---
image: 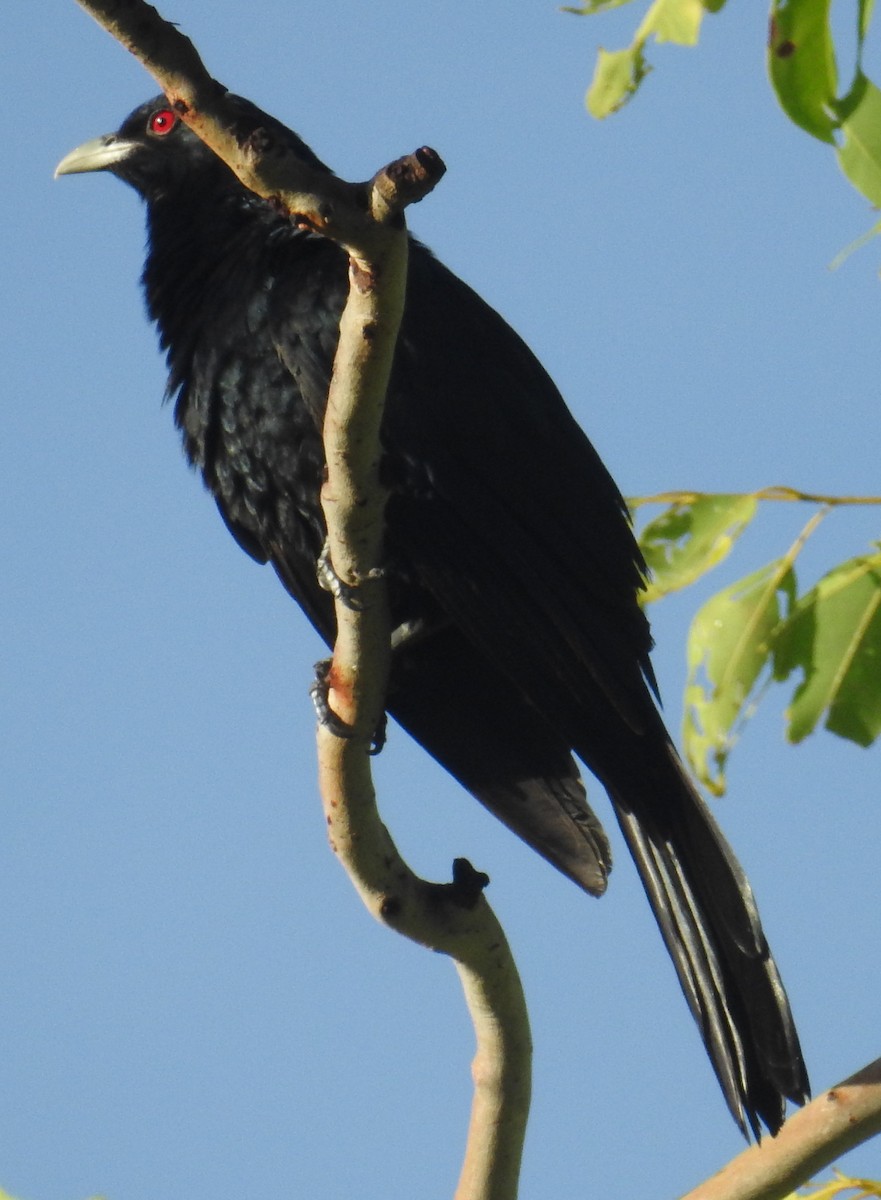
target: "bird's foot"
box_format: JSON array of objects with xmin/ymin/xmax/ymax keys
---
[
  {"xmin": 316, "ymin": 539, "xmax": 384, "ymax": 611},
  {"xmin": 369, "ymin": 711, "xmax": 388, "ymax": 756},
  {"xmin": 309, "ymin": 659, "xmax": 353, "ymax": 740},
  {"xmin": 310, "ymin": 659, "xmax": 387, "ymax": 755}
]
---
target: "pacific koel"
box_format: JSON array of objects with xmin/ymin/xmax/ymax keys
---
[{"xmin": 57, "ymin": 94, "xmax": 809, "ymax": 1137}]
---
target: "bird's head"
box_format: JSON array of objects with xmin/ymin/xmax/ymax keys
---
[
  {"xmin": 55, "ymin": 95, "xmax": 330, "ymax": 203},
  {"xmin": 55, "ymin": 97, "xmax": 229, "ymax": 201}
]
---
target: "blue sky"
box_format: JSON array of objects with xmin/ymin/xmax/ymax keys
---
[{"xmin": 4, "ymin": 3, "xmax": 881, "ymax": 1197}]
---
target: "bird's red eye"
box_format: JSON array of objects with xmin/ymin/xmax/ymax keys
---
[{"xmin": 148, "ymin": 108, "xmax": 177, "ymax": 136}]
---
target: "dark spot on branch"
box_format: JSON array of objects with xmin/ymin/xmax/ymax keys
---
[
  {"xmin": 172, "ymin": 98, "xmax": 190, "ymax": 116},
  {"xmin": 422, "ymin": 861, "xmax": 488, "ymax": 913},
  {"xmin": 380, "ymin": 895, "xmax": 402, "ymax": 919},
  {"xmin": 451, "ymin": 858, "xmax": 490, "ymax": 908},
  {"xmin": 350, "ymin": 260, "xmax": 376, "ymax": 293},
  {"xmin": 776, "ymin": 40, "xmax": 796, "ymax": 58}
]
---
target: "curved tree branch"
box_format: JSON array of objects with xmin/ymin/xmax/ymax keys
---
[
  {"xmin": 72, "ymin": 2, "xmax": 533, "ymax": 1195},
  {"xmin": 309, "ymin": 99, "xmax": 533, "ymax": 1200}
]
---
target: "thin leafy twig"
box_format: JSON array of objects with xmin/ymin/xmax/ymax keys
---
[{"xmin": 629, "ymin": 486, "xmax": 881, "ymax": 510}]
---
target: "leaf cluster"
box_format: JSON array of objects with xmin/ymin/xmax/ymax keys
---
[
  {"xmin": 572, "ymin": 0, "xmax": 881, "ymax": 245},
  {"xmin": 631, "ymin": 489, "xmax": 881, "ymax": 794}
]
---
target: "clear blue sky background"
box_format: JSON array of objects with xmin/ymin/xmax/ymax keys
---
[{"xmin": 4, "ymin": 3, "xmax": 880, "ymax": 1197}]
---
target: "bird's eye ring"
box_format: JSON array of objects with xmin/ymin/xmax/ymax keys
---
[{"xmin": 148, "ymin": 108, "xmax": 177, "ymax": 136}]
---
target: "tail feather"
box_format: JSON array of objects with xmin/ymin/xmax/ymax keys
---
[
  {"xmin": 384, "ymin": 624, "xmax": 807, "ymax": 1136},
  {"xmin": 609, "ymin": 743, "xmax": 809, "ymax": 1136},
  {"xmin": 386, "ymin": 625, "xmax": 614, "ymax": 895}
]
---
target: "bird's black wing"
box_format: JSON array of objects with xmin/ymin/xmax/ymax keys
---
[{"xmin": 383, "ymin": 245, "xmax": 658, "ymax": 739}]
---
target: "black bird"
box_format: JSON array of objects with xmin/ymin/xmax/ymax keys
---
[{"xmin": 56, "ymin": 95, "xmax": 809, "ymax": 1136}]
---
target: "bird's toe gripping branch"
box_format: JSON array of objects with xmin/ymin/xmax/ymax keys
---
[
  {"xmin": 316, "ymin": 537, "xmax": 385, "ymax": 612},
  {"xmin": 310, "ymin": 659, "xmax": 388, "ymax": 754}
]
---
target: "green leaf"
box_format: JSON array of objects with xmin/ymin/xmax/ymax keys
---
[
  {"xmin": 768, "ymin": 0, "xmax": 838, "ymax": 143},
  {"xmin": 636, "ymin": 494, "xmax": 757, "ymax": 603},
  {"xmin": 859, "ymin": 0, "xmax": 877, "ymax": 47},
  {"xmin": 774, "ymin": 549, "xmax": 881, "ymax": 746},
  {"xmin": 836, "ymin": 75, "xmax": 881, "ymax": 207},
  {"xmin": 585, "ymin": 0, "xmax": 709, "ymax": 117},
  {"xmin": 683, "ymin": 560, "xmax": 795, "ymax": 794},
  {"xmin": 587, "ymin": 45, "xmax": 649, "ymax": 117},
  {"xmin": 636, "ymin": 0, "xmax": 705, "ymax": 46}
]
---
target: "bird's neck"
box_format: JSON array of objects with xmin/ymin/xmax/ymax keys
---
[{"xmin": 142, "ymin": 188, "xmax": 290, "ymax": 356}]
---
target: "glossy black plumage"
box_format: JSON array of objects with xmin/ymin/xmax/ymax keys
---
[{"xmin": 57, "ymin": 95, "xmax": 809, "ymax": 1136}]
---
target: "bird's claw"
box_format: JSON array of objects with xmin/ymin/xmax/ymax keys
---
[
  {"xmin": 310, "ymin": 659, "xmax": 387, "ymax": 754},
  {"xmin": 368, "ymin": 712, "xmax": 388, "ymax": 756},
  {"xmin": 316, "ymin": 540, "xmax": 384, "ymax": 611},
  {"xmin": 309, "ymin": 659, "xmax": 354, "ymax": 740}
]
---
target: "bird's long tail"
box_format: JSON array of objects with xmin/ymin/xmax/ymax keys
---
[
  {"xmin": 386, "ymin": 623, "xmax": 808, "ymax": 1135},
  {"xmin": 607, "ymin": 739, "xmax": 809, "ymax": 1137}
]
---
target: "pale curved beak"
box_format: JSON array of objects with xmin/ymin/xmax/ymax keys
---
[{"xmin": 55, "ymin": 134, "xmax": 138, "ymax": 178}]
